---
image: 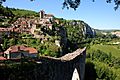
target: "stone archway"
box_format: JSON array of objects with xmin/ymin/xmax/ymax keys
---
[{"xmin": 72, "ymin": 68, "xmax": 80, "ymax": 80}]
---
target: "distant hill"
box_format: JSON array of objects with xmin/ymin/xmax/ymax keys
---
[
  {"xmin": 10, "ymin": 8, "xmax": 39, "ymax": 17},
  {"xmin": 95, "ymin": 29, "xmax": 120, "ymax": 33},
  {"xmin": 87, "ymin": 44, "xmax": 120, "ymax": 58},
  {"xmin": 0, "ymin": 5, "xmax": 14, "ymax": 17},
  {"xmin": 0, "ymin": 5, "xmax": 39, "ymax": 18}
]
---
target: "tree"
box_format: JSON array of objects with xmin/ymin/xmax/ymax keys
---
[
  {"xmin": 1, "ymin": 33, "xmax": 9, "ymax": 50},
  {"xmin": 0, "ymin": 5, "xmax": 14, "ymax": 18},
  {"xmin": 0, "ymin": 0, "xmax": 120, "ymax": 10}
]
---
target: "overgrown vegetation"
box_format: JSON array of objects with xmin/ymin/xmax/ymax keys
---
[
  {"xmin": 0, "ymin": 5, "xmax": 120, "ymax": 80},
  {"xmin": 86, "ymin": 49, "xmax": 120, "ymax": 80},
  {"xmin": 85, "ymin": 30, "xmax": 120, "ymax": 80},
  {"xmin": 10, "ymin": 8, "xmax": 39, "ymax": 17}
]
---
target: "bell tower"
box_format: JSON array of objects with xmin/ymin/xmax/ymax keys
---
[{"xmin": 39, "ymin": 10, "xmax": 45, "ymax": 19}]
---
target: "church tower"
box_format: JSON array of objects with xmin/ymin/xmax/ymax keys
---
[{"xmin": 39, "ymin": 10, "xmax": 45, "ymax": 19}]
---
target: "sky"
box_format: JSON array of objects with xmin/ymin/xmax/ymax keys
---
[{"xmin": 2, "ymin": 0, "xmax": 120, "ymax": 30}]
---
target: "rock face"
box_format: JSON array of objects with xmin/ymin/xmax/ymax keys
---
[
  {"xmin": 82, "ymin": 23, "xmax": 96, "ymax": 38},
  {"xmin": 54, "ymin": 20, "xmax": 96, "ymax": 55},
  {"xmin": 0, "ymin": 48, "xmax": 86, "ymax": 80},
  {"xmin": 68, "ymin": 20, "xmax": 96, "ymax": 38}
]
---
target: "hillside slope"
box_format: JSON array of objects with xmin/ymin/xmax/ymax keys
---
[{"xmin": 87, "ymin": 44, "xmax": 120, "ymax": 58}]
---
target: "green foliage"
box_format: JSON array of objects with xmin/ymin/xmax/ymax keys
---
[
  {"xmin": 0, "ymin": 61, "xmax": 38, "ymax": 80},
  {"xmin": 94, "ymin": 61, "xmax": 117, "ymax": 80},
  {"xmin": 86, "ymin": 59, "xmax": 119, "ymax": 80},
  {"xmin": 88, "ymin": 44, "xmax": 120, "ymax": 58},
  {"xmin": 1, "ymin": 33, "xmax": 9, "ymax": 50},
  {"xmin": 1, "ymin": 32, "xmax": 61, "ymax": 57},
  {"xmin": 62, "ymin": 20, "xmax": 94, "ymax": 52},
  {"xmin": 0, "ymin": 5, "xmax": 38, "ymax": 26},
  {"xmin": 86, "ymin": 48, "xmax": 120, "ymax": 80},
  {"xmin": 11, "ymin": 8, "xmax": 39, "ymax": 17},
  {"xmin": 39, "ymin": 42, "xmax": 60, "ymax": 57},
  {"xmin": 85, "ymin": 60, "xmax": 97, "ymax": 80},
  {"xmin": 0, "ymin": 5, "xmax": 14, "ymax": 17}
]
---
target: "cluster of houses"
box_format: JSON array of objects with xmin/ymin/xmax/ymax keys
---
[
  {"xmin": 0, "ymin": 10, "xmax": 60, "ymax": 60},
  {"xmin": 101, "ymin": 31, "xmax": 120, "ymax": 38},
  {"xmin": 0, "ymin": 45, "xmax": 38, "ymax": 60},
  {"xmin": 111, "ymin": 31, "xmax": 120, "ymax": 37},
  {"xmin": 0, "ymin": 10, "xmax": 59, "ymax": 38}
]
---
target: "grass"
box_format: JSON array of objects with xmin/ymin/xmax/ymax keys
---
[
  {"xmin": 12, "ymin": 9, "xmax": 39, "ymax": 17},
  {"xmin": 87, "ymin": 44, "xmax": 120, "ymax": 58}
]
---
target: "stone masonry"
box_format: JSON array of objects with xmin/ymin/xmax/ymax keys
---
[{"xmin": 0, "ymin": 47, "xmax": 86, "ymax": 80}]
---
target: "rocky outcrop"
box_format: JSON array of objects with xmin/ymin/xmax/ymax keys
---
[
  {"xmin": 82, "ymin": 23, "xmax": 96, "ymax": 38},
  {"xmin": 66, "ymin": 20, "xmax": 96, "ymax": 38}
]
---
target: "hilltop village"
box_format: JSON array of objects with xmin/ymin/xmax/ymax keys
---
[
  {"xmin": 0, "ymin": 10, "xmax": 59, "ymax": 60},
  {"xmin": 0, "ymin": 8, "xmax": 89, "ymax": 80},
  {"xmin": 0, "ymin": 10, "xmax": 96, "ymax": 60},
  {"xmin": 0, "ymin": 10, "xmax": 88, "ymax": 80},
  {"xmin": 0, "ymin": 10, "xmax": 58, "ymax": 38}
]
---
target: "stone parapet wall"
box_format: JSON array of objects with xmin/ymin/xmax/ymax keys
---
[
  {"xmin": 0, "ymin": 47, "xmax": 86, "ymax": 80},
  {"xmin": 36, "ymin": 47, "xmax": 86, "ymax": 80}
]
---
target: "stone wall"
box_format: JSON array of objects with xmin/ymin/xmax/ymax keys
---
[{"xmin": 0, "ymin": 47, "xmax": 86, "ymax": 80}]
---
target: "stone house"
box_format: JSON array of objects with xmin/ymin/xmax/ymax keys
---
[
  {"xmin": 4, "ymin": 45, "xmax": 38, "ymax": 59},
  {"xmin": 0, "ymin": 27, "xmax": 14, "ymax": 37},
  {"xmin": 39, "ymin": 10, "xmax": 54, "ymax": 20},
  {"xmin": 24, "ymin": 47, "xmax": 38, "ymax": 58}
]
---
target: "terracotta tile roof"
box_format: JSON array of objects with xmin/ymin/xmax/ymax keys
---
[
  {"xmin": 45, "ymin": 14, "xmax": 54, "ymax": 17},
  {"xmin": 0, "ymin": 28, "xmax": 13, "ymax": 32},
  {"xmin": 5, "ymin": 45, "xmax": 38, "ymax": 54},
  {"xmin": 24, "ymin": 47, "xmax": 38, "ymax": 54},
  {"xmin": 0, "ymin": 56, "xmax": 6, "ymax": 60},
  {"xmin": 9, "ymin": 45, "xmax": 26, "ymax": 53}
]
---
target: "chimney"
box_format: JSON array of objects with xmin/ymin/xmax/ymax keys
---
[{"xmin": 18, "ymin": 46, "xmax": 20, "ymax": 51}]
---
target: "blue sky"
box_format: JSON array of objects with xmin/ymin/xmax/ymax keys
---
[{"xmin": 2, "ymin": 0, "xmax": 120, "ymax": 30}]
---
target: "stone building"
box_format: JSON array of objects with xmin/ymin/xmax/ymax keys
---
[
  {"xmin": 39, "ymin": 10, "xmax": 54, "ymax": 20},
  {"xmin": 4, "ymin": 45, "xmax": 38, "ymax": 59},
  {"xmin": 39, "ymin": 10, "xmax": 45, "ymax": 19}
]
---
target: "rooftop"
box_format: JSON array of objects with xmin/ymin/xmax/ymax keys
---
[{"xmin": 5, "ymin": 45, "xmax": 38, "ymax": 54}]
